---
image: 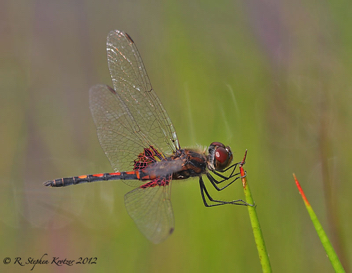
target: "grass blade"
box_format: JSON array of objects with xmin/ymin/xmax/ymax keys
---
[{"xmin": 293, "ymin": 174, "xmax": 345, "ymax": 272}]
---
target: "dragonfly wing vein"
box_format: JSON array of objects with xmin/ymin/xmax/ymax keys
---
[{"xmin": 124, "ymin": 176, "xmax": 174, "ymax": 244}]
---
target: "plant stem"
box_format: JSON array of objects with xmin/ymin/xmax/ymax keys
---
[{"xmin": 240, "ymin": 151, "xmax": 272, "ymax": 273}]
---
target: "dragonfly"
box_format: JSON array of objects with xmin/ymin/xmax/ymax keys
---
[{"xmin": 44, "ymin": 30, "xmax": 251, "ymax": 244}]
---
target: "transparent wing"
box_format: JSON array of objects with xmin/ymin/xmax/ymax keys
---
[
  {"xmin": 90, "ymin": 84, "xmax": 145, "ymax": 172},
  {"xmin": 124, "ymin": 177, "xmax": 174, "ymax": 244},
  {"xmin": 89, "ymin": 30, "xmax": 180, "ymax": 172}
]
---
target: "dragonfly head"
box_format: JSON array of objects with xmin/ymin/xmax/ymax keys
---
[{"xmin": 208, "ymin": 142, "xmax": 233, "ymax": 171}]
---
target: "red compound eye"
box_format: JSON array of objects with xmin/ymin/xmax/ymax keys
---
[
  {"xmin": 215, "ymin": 147, "xmax": 228, "ymax": 164},
  {"xmin": 209, "ymin": 142, "xmax": 233, "ymax": 170}
]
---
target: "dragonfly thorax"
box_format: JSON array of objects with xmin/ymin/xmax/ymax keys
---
[{"xmin": 171, "ymin": 149, "xmax": 207, "ymax": 180}]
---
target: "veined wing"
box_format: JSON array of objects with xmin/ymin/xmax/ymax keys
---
[
  {"xmin": 124, "ymin": 175, "xmax": 174, "ymax": 244},
  {"xmin": 89, "ymin": 30, "xmax": 180, "ymax": 173}
]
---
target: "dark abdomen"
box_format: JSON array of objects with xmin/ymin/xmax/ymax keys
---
[{"xmin": 44, "ymin": 171, "xmax": 140, "ymax": 187}]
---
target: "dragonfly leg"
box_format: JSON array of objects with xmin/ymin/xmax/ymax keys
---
[
  {"xmin": 199, "ymin": 176, "xmax": 252, "ymax": 207},
  {"xmin": 206, "ymin": 173, "xmax": 240, "ymax": 191},
  {"xmin": 221, "ymin": 162, "xmax": 240, "ymax": 172},
  {"xmin": 209, "ymin": 162, "xmax": 240, "ymax": 183}
]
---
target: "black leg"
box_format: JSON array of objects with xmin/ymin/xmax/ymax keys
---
[
  {"xmin": 219, "ymin": 161, "xmax": 241, "ymax": 172},
  {"xmin": 206, "ymin": 159, "xmax": 243, "ymax": 188},
  {"xmin": 199, "ymin": 176, "xmax": 253, "ymax": 207},
  {"xmin": 206, "ymin": 173, "xmax": 240, "ymax": 191},
  {"xmin": 210, "ymin": 162, "xmax": 240, "ymax": 182},
  {"xmin": 208, "ymin": 170, "xmax": 241, "ymax": 184}
]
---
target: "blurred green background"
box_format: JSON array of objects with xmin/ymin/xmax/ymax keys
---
[{"xmin": 1, "ymin": 0, "xmax": 351, "ymax": 272}]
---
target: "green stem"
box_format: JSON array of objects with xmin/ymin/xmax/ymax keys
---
[{"xmin": 240, "ymin": 151, "xmax": 272, "ymax": 273}]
